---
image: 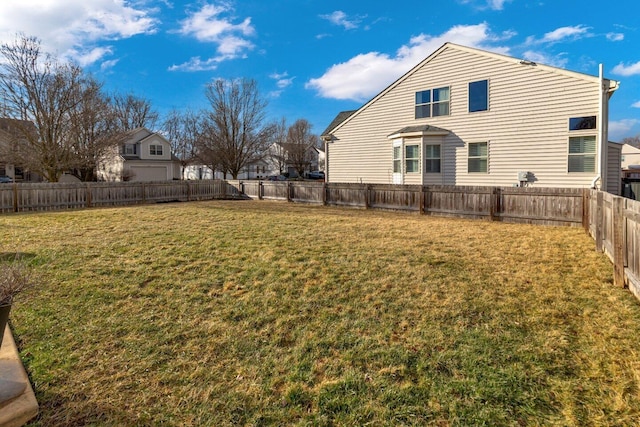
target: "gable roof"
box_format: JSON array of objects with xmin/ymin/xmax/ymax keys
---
[
  {"xmin": 321, "ymin": 110, "xmax": 357, "ymax": 138},
  {"xmin": 388, "ymin": 125, "xmax": 450, "ymax": 139},
  {"xmin": 324, "ymin": 42, "xmax": 620, "ymax": 137}
]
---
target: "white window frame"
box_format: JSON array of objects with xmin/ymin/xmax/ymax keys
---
[
  {"xmin": 415, "ymin": 87, "xmax": 450, "ymax": 119},
  {"xmin": 424, "ymin": 144, "xmax": 441, "ymax": 173},
  {"xmin": 123, "ymin": 144, "xmax": 137, "ymax": 155},
  {"xmin": 468, "ymin": 142, "xmax": 488, "ymax": 173},
  {"xmin": 568, "ymin": 135, "xmax": 596, "ymax": 173},
  {"xmin": 393, "ymin": 145, "xmax": 402, "ymax": 174},
  {"xmin": 150, "ymin": 144, "xmax": 163, "ymax": 156},
  {"xmin": 405, "ymin": 144, "xmax": 420, "ymax": 173}
]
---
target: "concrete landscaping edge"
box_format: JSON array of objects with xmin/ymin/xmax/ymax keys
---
[{"xmin": 0, "ymin": 327, "xmax": 38, "ymax": 427}]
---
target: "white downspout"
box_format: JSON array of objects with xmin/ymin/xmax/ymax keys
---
[{"xmin": 596, "ymin": 63, "xmax": 605, "ymax": 190}]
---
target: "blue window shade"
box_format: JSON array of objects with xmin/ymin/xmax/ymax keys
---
[
  {"xmin": 469, "ymin": 80, "xmax": 488, "ymax": 112},
  {"xmin": 416, "ymin": 90, "xmax": 430, "ymax": 104}
]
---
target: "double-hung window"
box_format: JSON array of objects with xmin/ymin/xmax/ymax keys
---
[
  {"xmin": 393, "ymin": 146, "xmax": 402, "ymax": 173},
  {"xmin": 568, "ymin": 136, "xmax": 596, "ymax": 173},
  {"xmin": 469, "ymin": 79, "xmax": 489, "ymax": 112},
  {"xmin": 150, "ymin": 144, "xmax": 163, "ymax": 156},
  {"xmin": 123, "ymin": 144, "xmax": 137, "ymax": 155},
  {"xmin": 468, "ymin": 142, "xmax": 488, "ymax": 173},
  {"xmin": 425, "ymin": 144, "xmax": 441, "ymax": 173},
  {"xmin": 415, "ymin": 87, "xmax": 450, "ymax": 119},
  {"xmin": 405, "ymin": 144, "xmax": 420, "ymax": 173}
]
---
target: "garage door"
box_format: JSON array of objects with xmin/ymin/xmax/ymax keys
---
[{"xmin": 130, "ymin": 166, "xmax": 167, "ymax": 182}]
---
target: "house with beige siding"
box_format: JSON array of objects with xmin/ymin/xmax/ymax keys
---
[
  {"xmin": 97, "ymin": 128, "xmax": 180, "ymax": 182},
  {"xmin": 321, "ymin": 43, "xmax": 620, "ymax": 194}
]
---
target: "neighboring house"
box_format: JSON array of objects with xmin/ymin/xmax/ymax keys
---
[
  {"xmin": 263, "ymin": 142, "xmax": 320, "ymax": 177},
  {"xmin": 321, "ymin": 42, "xmax": 620, "ymax": 194},
  {"xmin": 97, "ymin": 127, "xmax": 180, "ymax": 182},
  {"xmin": 314, "ymin": 145, "xmax": 326, "ymax": 172},
  {"xmin": 622, "ymin": 143, "xmax": 640, "ymax": 174},
  {"xmin": 183, "ymin": 161, "xmax": 269, "ymax": 180},
  {"xmin": 0, "ymin": 118, "xmax": 42, "ymax": 182}
]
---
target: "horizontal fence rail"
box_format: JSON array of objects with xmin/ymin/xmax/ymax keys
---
[
  {"xmin": 227, "ymin": 181, "xmax": 586, "ymax": 226},
  {"xmin": 3, "ymin": 178, "xmax": 640, "ymax": 304},
  {"xmin": 587, "ymin": 189, "xmax": 640, "ymax": 301},
  {"xmin": 0, "ymin": 180, "xmax": 243, "ymax": 213}
]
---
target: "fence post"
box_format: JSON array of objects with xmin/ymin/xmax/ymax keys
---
[
  {"xmin": 490, "ymin": 187, "xmax": 501, "ymax": 221},
  {"xmin": 365, "ymin": 184, "xmax": 371, "ymax": 209},
  {"xmin": 613, "ymin": 196, "xmax": 626, "ymax": 288},
  {"xmin": 582, "ymin": 188, "xmax": 590, "ymax": 234},
  {"xmin": 12, "ymin": 182, "xmax": 18, "ymax": 213},
  {"xmin": 86, "ymin": 183, "xmax": 92, "ymax": 208},
  {"xmin": 595, "ymin": 191, "xmax": 604, "ymax": 252},
  {"xmin": 258, "ymin": 181, "xmax": 263, "ymax": 200},
  {"xmin": 322, "ymin": 182, "xmax": 327, "ymax": 206},
  {"xmin": 287, "ymin": 182, "xmax": 292, "ymax": 202},
  {"xmin": 419, "ymin": 186, "xmax": 425, "ymax": 215}
]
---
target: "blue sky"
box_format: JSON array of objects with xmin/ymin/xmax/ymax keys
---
[{"xmin": 1, "ymin": 0, "xmax": 640, "ymax": 140}]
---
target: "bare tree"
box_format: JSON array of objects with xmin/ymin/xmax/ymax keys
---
[
  {"xmin": 201, "ymin": 78, "xmax": 272, "ymax": 179},
  {"xmin": 268, "ymin": 117, "xmax": 288, "ymax": 175},
  {"xmin": 286, "ymin": 119, "xmax": 319, "ymax": 177},
  {"xmin": 622, "ymin": 135, "xmax": 640, "ymax": 148},
  {"xmin": 0, "ymin": 35, "xmax": 86, "ymax": 181},
  {"xmin": 68, "ymin": 77, "xmax": 124, "ymax": 181},
  {"xmin": 163, "ymin": 109, "xmax": 201, "ymax": 179},
  {"xmin": 111, "ymin": 93, "xmax": 159, "ymax": 131}
]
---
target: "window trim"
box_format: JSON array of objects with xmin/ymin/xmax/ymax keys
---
[
  {"xmin": 468, "ymin": 142, "xmax": 488, "ymax": 173},
  {"xmin": 405, "ymin": 144, "xmax": 420, "ymax": 173},
  {"xmin": 424, "ymin": 144, "xmax": 441, "ymax": 174},
  {"xmin": 468, "ymin": 79, "xmax": 489, "ymax": 113},
  {"xmin": 150, "ymin": 144, "xmax": 163, "ymax": 156},
  {"xmin": 568, "ymin": 116, "xmax": 597, "ymax": 131},
  {"xmin": 123, "ymin": 144, "xmax": 137, "ymax": 155},
  {"xmin": 567, "ymin": 135, "xmax": 596, "ymax": 173},
  {"xmin": 415, "ymin": 86, "xmax": 450, "ymax": 119},
  {"xmin": 393, "ymin": 145, "xmax": 402, "ymax": 174}
]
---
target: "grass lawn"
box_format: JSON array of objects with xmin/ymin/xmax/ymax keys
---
[{"xmin": 2, "ymin": 200, "xmax": 640, "ymax": 426}]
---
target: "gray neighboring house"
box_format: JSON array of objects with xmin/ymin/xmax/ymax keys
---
[
  {"xmin": 97, "ymin": 127, "xmax": 180, "ymax": 182},
  {"xmin": 322, "ymin": 42, "xmax": 621, "ymax": 194}
]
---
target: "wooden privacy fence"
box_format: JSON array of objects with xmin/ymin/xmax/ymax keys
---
[
  {"xmin": 587, "ymin": 190, "xmax": 640, "ymax": 300},
  {"xmin": 0, "ymin": 180, "xmax": 242, "ymax": 213},
  {"xmin": 229, "ymin": 180, "xmax": 586, "ymax": 227},
  {"xmin": 232, "ymin": 181, "xmax": 640, "ymax": 303}
]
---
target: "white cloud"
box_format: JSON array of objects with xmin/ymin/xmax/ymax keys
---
[
  {"xmin": 0, "ymin": 0, "xmax": 157, "ymax": 65},
  {"xmin": 542, "ymin": 25, "xmax": 591, "ymax": 42},
  {"xmin": 270, "ymin": 72, "xmax": 295, "ymax": 89},
  {"xmin": 100, "ymin": 58, "xmax": 119, "ymax": 72},
  {"xmin": 306, "ymin": 23, "xmax": 512, "ymax": 101},
  {"xmin": 607, "ymin": 32, "xmax": 624, "ymax": 41},
  {"xmin": 173, "ymin": 3, "xmax": 255, "ymax": 71},
  {"xmin": 168, "ymin": 56, "xmax": 222, "ymax": 72},
  {"xmin": 526, "ymin": 25, "xmax": 591, "ymax": 45},
  {"xmin": 632, "ymin": 101, "xmax": 640, "ymax": 108},
  {"xmin": 612, "ymin": 61, "xmax": 640, "ymax": 76},
  {"xmin": 487, "ymin": 0, "xmax": 510, "ymax": 10},
  {"xmin": 609, "ymin": 119, "xmax": 640, "ymax": 140},
  {"xmin": 521, "ymin": 50, "xmax": 568, "ymax": 68},
  {"xmin": 459, "ymin": 0, "xmax": 512, "ymax": 10},
  {"xmin": 319, "ymin": 11, "xmax": 361, "ymax": 30}
]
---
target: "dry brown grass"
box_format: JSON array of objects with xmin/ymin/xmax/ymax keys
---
[{"xmin": 1, "ymin": 200, "xmax": 639, "ymax": 426}]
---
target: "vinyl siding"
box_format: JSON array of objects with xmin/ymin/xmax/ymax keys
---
[
  {"xmin": 607, "ymin": 143, "xmax": 621, "ymax": 195},
  {"xmin": 328, "ymin": 44, "xmax": 605, "ymax": 188}
]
